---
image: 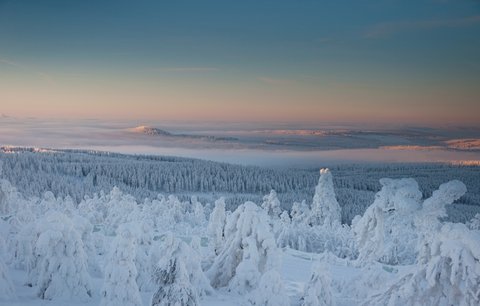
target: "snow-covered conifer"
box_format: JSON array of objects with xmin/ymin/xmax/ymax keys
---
[
  {"xmin": 368, "ymin": 223, "xmax": 480, "ymax": 306},
  {"xmin": 34, "ymin": 211, "xmax": 92, "ymax": 300},
  {"xmin": 0, "ymin": 235, "xmax": 15, "ymax": 300},
  {"xmin": 247, "ymin": 270, "xmax": 289, "ymax": 306},
  {"xmin": 151, "ymin": 233, "xmax": 211, "ymax": 306},
  {"xmin": 416, "ymin": 180, "xmax": 467, "ymax": 263},
  {"xmin": 151, "ymin": 257, "xmax": 197, "ymax": 306},
  {"xmin": 468, "ymin": 213, "xmax": 480, "ymax": 230},
  {"xmin": 0, "ymin": 178, "xmax": 20, "ymax": 215},
  {"xmin": 207, "ymin": 197, "xmax": 227, "ymax": 255},
  {"xmin": 71, "ymin": 214, "xmax": 98, "ymax": 272},
  {"xmin": 100, "ymin": 224, "xmax": 142, "ymax": 306},
  {"xmin": 207, "ymin": 202, "xmax": 280, "ymax": 293},
  {"xmin": 262, "ymin": 190, "xmax": 281, "ymax": 219},
  {"xmin": 353, "ymin": 178, "xmax": 422, "ymax": 264},
  {"xmin": 302, "ymin": 262, "xmax": 334, "ymax": 306},
  {"xmin": 135, "ymin": 220, "xmax": 156, "ymax": 292},
  {"xmin": 290, "ymin": 200, "xmax": 310, "ymax": 225},
  {"xmin": 307, "ymin": 168, "xmax": 341, "ymax": 227},
  {"xmin": 104, "ymin": 187, "xmax": 139, "ymax": 235},
  {"xmin": 191, "ymin": 196, "xmax": 206, "ymax": 226}
]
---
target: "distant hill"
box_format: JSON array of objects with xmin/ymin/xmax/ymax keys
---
[
  {"xmin": 128, "ymin": 125, "xmax": 172, "ymax": 136},
  {"xmin": 127, "ymin": 125, "xmax": 237, "ymax": 141}
]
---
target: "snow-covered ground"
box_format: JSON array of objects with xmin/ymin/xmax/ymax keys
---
[{"xmin": 5, "ymin": 247, "xmax": 403, "ymax": 306}]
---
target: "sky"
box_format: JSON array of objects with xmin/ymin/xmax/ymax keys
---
[{"xmin": 0, "ymin": 0, "xmax": 480, "ymax": 125}]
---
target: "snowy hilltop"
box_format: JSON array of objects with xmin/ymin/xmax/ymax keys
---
[
  {"xmin": 0, "ymin": 160, "xmax": 479, "ymax": 305},
  {"xmin": 128, "ymin": 126, "xmax": 173, "ymax": 136}
]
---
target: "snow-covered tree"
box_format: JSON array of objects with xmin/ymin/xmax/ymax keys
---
[
  {"xmin": 151, "ymin": 257, "xmax": 197, "ymax": 306},
  {"xmin": 34, "ymin": 211, "xmax": 92, "ymax": 300},
  {"xmin": 190, "ymin": 196, "xmax": 206, "ymax": 226},
  {"xmin": 134, "ymin": 220, "xmax": 155, "ymax": 292},
  {"xmin": 104, "ymin": 187, "xmax": 140, "ymax": 236},
  {"xmin": 262, "ymin": 190, "xmax": 281, "ymax": 219},
  {"xmin": 0, "ymin": 257, "xmax": 15, "ymax": 300},
  {"xmin": 190, "ymin": 236, "xmax": 202, "ymax": 254},
  {"xmin": 151, "ymin": 233, "xmax": 211, "ymax": 306},
  {"xmin": 307, "ymin": 168, "xmax": 341, "ymax": 227},
  {"xmin": 101, "ymin": 224, "xmax": 142, "ymax": 306},
  {"xmin": 0, "ymin": 178, "xmax": 21, "ymax": 215},
  {"xmin": 71, "ymin": 214, "xmax": 98, "ymax": 272},
  {"xmin": 368, "ymin": 223, "xmax": 480, "ymax": 306},
  {"xmin": 207, "ymin": 202, "xmax": 280, "ymax": 293},
  {"xmin": 290, "ymin": 200, "xmax": 310, "ymax": 225},
  {"xmin": 353, "ymin": 178, "xmax": 422, "ymax": 264},
  {"xmin": 247, "ymin": 270, "xmax": 289, "ymax": 306},
  {"xmin": 78, "ymin": 193, "xmax": 105, "ymax": 225},
  {"xmin": 0, "ymin": 234, "xmax": 15, "ymax": 300},
  {"xmin": 207, "ymin": 197, "xmax": 227, "ymax": 255},
  {"xmin": 302, "ymin": 262, "xmax": 335, "ymax": 306},
  {"xmin": 416, "ymin": 180, "xmax": 467, "ymax": 264},
  {"xmin": 279, "ymin": 211, "xmax": 291, "ymax": 225},
  {"xmin": 467, "ymin": 213, "xmax": 480, "ymax": 230}
]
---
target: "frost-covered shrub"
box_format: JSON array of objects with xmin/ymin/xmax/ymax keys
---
[
  {"xmin": 302, "ymin": 262, "xmax": 335, "ymax": 306},
  {"xmin": 368, "ymin": 223, "xmax": 480, "ymax": 306},
  {"xmin": 151, "ymin": 233, "xmax": 210, "ymax": 306},
  {"xmin": 207, "ymin": 197, "xmax": 227, "ymax": 255},
  {"xmin": 262, "ymin": 190, "xmax": 281, "ymax": 219},
  {"xmin": 353, "ymin": 178, "xmax": 422, "ymax": 265},
  {"xmin": 307, "ymin": 168, "xmax": 341, "ymax": 227},
  {"xmin": 207, "ymin": 202, "xmax": 280, "ymax": 293},
  {"xmin": 101, "ymin": 224, "xmax": 142, "ymax": 306},
  {"xmin": 247, "ymin": 270, "xmax": 289, "ymax": 306},
  {"xmin": 34, "ymin": 211, "xmax": 92, "ymax": 300}
]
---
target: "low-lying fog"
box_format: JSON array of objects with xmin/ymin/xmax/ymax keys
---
[{"xmin": 1, "ymin": 117, "xmax": 479, "ymax": 167}]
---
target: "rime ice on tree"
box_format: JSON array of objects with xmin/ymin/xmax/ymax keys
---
[
  {"xmin": 34, "ymin": 211, "xmax": 92, "ymax": 300},
  {"xmin": 353, "ymin": 178, "xmax": 422, "ymax": 264},
  {"xmin": 247, "ymin": 270, "xmax": 289, "ymax": 306},
  {"xmin": 207, "ymin": 202, "xmax": 280, "ymax": 293},
  {"xmin": 151, "ymin": 233, "xmax": 210, "ymax": 306},
  {"xmin": 262, "ymin": 190, "xmax": 282, "ymax": 219},
  {"xmin": 207, "ymin": 197, "xmax": 227, "ymax": 256},
  {"xmin": 302, "ymin": 262, "xmax": 335, "ymax": 306},
  {"xmin": 100, "ymin": 224, "xmax": 142, "ymax": 306},
  {"xmin": 307, "ymin": 168, "xmax": 341, "ymax": 227}
]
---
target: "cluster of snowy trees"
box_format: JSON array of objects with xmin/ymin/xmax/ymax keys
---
[
  {"xmin": 1, "ymin": 147, "xmax": 479, "ymax": 224},
  {"xmin": 1, "ymin": 156, "xmax": 480, "ymax": 305}
]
